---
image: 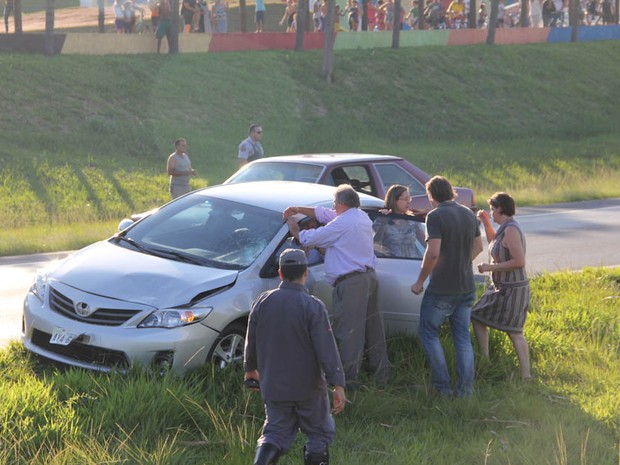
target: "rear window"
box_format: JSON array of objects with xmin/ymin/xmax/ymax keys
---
[
  {"xmin": 228, "ymin": 162, "xmax": 324, "ymax": 184},
  {"xmin": 374, "ymin": 163, "xmax": 426, "ymax": 197}
]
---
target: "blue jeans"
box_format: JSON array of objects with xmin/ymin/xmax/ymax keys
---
[{"xmin": 419, "ymin": 290, "xmax": 476, "ymax": 397}]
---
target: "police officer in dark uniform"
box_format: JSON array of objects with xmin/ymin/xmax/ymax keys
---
[{"xmin": 244, "ymin": 248, "xmax": 346, "ymax": 465}]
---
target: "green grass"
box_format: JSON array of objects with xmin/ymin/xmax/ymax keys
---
[
  {"xmin": 1, "ymin": 41, "xmax": 620, "ymax": 255},
  {"xmin": 1, "ymin": 268, "xmax": 619, "ymax": 464}
]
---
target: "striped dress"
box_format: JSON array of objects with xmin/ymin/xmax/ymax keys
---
[{"xmin": 471, "ymin": 217, "xmax": 530, "ymax": 333}]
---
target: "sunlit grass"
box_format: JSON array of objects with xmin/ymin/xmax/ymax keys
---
[
  {"xmin": 0, "ymin": 221, "xmax": 120, "ymax": 256},
  {"xmin": 2, "ymin": 43, "xmax": 620, "ymax": 254},
  {"xmin": 1, "ymin": 269, "xmax": 618, "ymax": 464}
]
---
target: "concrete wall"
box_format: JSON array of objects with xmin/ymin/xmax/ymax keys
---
[{"xmin": 1, "ymin": 25, "xmax": 620, "ymax": 55}]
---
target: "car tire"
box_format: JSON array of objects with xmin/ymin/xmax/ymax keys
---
[{"xmin": 208, "ymin": 322, "xmax": 246, "ymax": 369}]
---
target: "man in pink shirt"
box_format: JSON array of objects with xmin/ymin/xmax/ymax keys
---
[{"xmin": 283, "ymin": 184, "xmax": 390, "ymax": 390}]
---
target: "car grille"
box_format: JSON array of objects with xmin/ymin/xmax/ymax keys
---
[
  {"xmin": 49, "ymin": 286, "xmax": 140, "ymax": 326},
  {"xmin": 31, "ymin": 329, "xmax": 130, "ymax": 369}
]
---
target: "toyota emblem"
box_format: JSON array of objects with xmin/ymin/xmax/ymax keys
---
[{"xmin": 74, "ymin": 302, "xmax": 94, "ymax": 317}]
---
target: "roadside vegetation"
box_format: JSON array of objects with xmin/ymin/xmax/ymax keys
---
[
  {"xmin": 1, "ymin": 267, "xmax": 618, "ymax": 464},
  {"xmin": 1, "ymin": 41, "xmax": 620, "ymax": 255}
]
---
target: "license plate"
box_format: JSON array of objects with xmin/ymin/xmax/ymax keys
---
[{"xmin": 50, "ymin": 327, "xmax": 79, "ymax": 346}]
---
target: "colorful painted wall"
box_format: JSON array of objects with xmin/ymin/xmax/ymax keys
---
[{"xmin": 1, "ymin": 26, "xmax": 620, "ymax": 55}]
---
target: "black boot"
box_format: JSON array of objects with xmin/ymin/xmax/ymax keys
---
[
  {"xmin": 304, "ymin": 445, "xmax": 329, "ymax": 465},
  {"xmin": 253, "ymin": 443, "xmax": 281, "ymax": 465}
]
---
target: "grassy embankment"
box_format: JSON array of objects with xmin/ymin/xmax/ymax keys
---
[
  {"xmin": 1, "ymin": 267, "xmax": 618, "ymax": 464},
  {"xmin": 1, "ymin": 41, "xmax": 620, "ymax": 255}
]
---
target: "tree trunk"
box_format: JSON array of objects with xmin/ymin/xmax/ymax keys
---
[
  {"xmin": 321, "ymin": 0, "xmax": 335, "ymax": 83},
  {"xmin": 486, "ymin": 0, "xmax": 498, "ymax": 44},
  {"xmin": 295, "ymin": 0, "xmax": 307, "ymax": 50},
  {"xmin": 14, "ymin": 0, "xmax": 22, "ymax": 33},
  {"xmin": 468, "ymin": 0, "xmax": 477, "ymax": 28},
  {"xmin": 519, "ymin": 0, "xmax": 529, "ymax": 25},
  {"xmin": 569, "ymin": 0, "xmax": 578, "ymax": 41},
  {"xmin": 392, "ymin": 0, "xmax": 401, "ymax": 47},
  {"xmin": 615, "ymin": 0, "xmax": 619, "ymax": 22},
  {"xmin": 418, "ymin": 0, "xmax": 425, "ymax": 29},
  {"xmin": 362, "ymin": 0, "xmax": 368, "ymax": 29},
  {"xmin": 239, "ymin": 0, "xmax": 247, "ymax": 32},
  {"xmin": 45, "ymin": 0, "xmax": 55, "ymax": 56},
  {"xmin": 169, "ymin": 0, "xmax": 180, "ymax": 53},
  {"xmin": 98, "ymin": 0, "xmax": 105, "ymax": 32}
]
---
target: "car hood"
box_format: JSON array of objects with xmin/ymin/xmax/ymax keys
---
[{"xmin": 50, "ymin": 241, "xmax": 239, "ymax": 308}]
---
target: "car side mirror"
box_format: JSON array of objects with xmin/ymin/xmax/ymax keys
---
[{"xmin": 118, "ymin": 218, "xmax": 134, "ymax": 232}]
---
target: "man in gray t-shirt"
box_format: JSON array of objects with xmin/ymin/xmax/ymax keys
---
[{"xmin": 411, "ymin": 176, "xmax": 483, "ymax": 397}]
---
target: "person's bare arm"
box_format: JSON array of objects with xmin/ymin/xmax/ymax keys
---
[
  {"xmin": 282, "ymin": 206, "xmax": 317, "ymax": 220},
  {"xmin": 478, "ymin": 227, "xmax": 525, "ymax": 273},
  {"xmin": 166, "ymin": 155, "xmax": 176, "ymax": 176},
  {"xmin": 411, "ymin": 237, "xmax": 440, "ymax": 294},
  {"xmin": 477, "ymin": 210, "xmax": 496, "ymax": 243}
]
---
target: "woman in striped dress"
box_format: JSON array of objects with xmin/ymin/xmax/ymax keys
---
[{"xmin": 472, "ymin": 192, "xmax": 531, "ymax": 380}]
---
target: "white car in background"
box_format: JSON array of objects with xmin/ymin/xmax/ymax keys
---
[{"xmin": 22, "ymin": 181, "xmax": 426, "ymax": 375}]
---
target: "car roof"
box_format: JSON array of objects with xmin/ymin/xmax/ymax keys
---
[
  {"xmin": 245, "ymin": 153, "xmax": 404, "ymax": 166},
  {"xmin": 197, "ymin": 181, "xmax": 384, "ymax": 212}
]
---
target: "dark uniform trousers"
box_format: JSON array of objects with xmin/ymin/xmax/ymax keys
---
[{"xmin": 260, "ymin": 391, "xmax": 335, "ymax": 454}]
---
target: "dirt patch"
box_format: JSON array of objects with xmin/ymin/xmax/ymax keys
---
[{"xmin": 22, "ymin": 7, "xmax": 115, "ymax": 32}]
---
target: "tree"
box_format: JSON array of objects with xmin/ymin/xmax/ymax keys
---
[
  {"xmin": 486, "ymin": 0, "xmax": 498, "ymax": 44},
  {"xmin": 418, "ymin": 0, "xmax": 425, "ymax": 29},
  {"xmin": 519, "ymin": 0, "xmax": 529, "ymax": 26},
  {"xmin": 362, "ymin": 0, "xmax": 369, "ymax": 29},
  {"xmin": 296, "ymin": 0, "xmax": 308, "ymax": 50},
  {"xmin": 14, "ymin": 0, "xmax": 22, "ymax": 33},
  {"xmin": 45, "ymin": 0, "xmax": 55, "ymax": 56},
  {"xmin": 239, "ymin": 0, "xmax": 247, "ymax": 32},
  {"xmin": 98, "ymin": 0, "xmax": 105, "ymax": 33},
  {"xmin": 392, "ymin": 0, "xmax": 401, "ymax": 48},
  {"xmin": 321, "ymin": 0, "xmax": 336, "ymax": 83},
  {"xmin": 169, "ymin": 0, "xmax": 180, "ymax": 53},
  {"xmin": 569, "ymin": 0, "xmax": 578, "ymax": 41},
  {"xmin": 468, "ymin": 0, "xmax": 477, "ymax": 28}
]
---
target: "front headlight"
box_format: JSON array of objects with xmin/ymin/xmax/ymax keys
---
[
  {"xmin": 138, "ymin": 306, "xmax": 213, "ymax": 329},
  {"xmin": 30, "ymin": 272, "xmax": 48, "ymax": 303}
]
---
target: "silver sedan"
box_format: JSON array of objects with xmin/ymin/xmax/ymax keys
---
[{"xmin": 22, "ymin": 181, "xmax": 426, "ymax": 375}]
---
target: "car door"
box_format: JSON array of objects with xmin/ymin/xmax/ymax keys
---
[
  {"xmin": 368, "ymin": 210, "xmax": 427, "ymax": 336},
  {"xmin": 262, "ymin": 211, "xmax": 427, "ymax": 336}
]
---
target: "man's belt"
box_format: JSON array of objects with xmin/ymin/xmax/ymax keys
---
[{"xmin": 334, "ymin": 267, "xmax": 374, "ymax": 287}]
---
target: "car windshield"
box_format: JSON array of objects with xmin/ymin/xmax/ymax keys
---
[
  {"xmin": 114, "ymin": 195, "xmax": 284, "ymax": 270},
  {"xmin": 228, "ymin": 162, "xmax": 324, "ymax": 184}
]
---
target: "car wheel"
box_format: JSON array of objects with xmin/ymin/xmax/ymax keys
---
[{"xmin": 208, "ymin": 322, "xmax": 246, "ymax": 369}]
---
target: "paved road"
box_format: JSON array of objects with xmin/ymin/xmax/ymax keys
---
[{"xmin": 1, "ymin": 198, "xmax": 619, "ymax": 348}]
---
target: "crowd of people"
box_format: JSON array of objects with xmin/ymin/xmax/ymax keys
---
[
  {"xmin": 0, "ymin": 0, "xmax": 615, "ymax": 36},
  {"xmin": 273, "ymin": 0, "xmax": 616, "ymax": 33},
  {"xmin": 112, "ymin": 0, "xmax": 229, "ymax": 35},
  {"xmin": 243, "ymin": 177, "xmax": 531, "ymax": 464}
]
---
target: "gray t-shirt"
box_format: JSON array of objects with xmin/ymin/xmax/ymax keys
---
[{"xmin": 425, "ymin": 200, "xmax": 480, "ymax": 294}]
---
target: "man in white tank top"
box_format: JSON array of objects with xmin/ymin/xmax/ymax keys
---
[{"xmin": 167, "ymin": 138, "xmax": 196, "ymax": 199}]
